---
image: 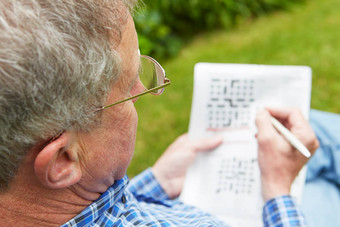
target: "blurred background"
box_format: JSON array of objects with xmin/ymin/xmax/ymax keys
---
[{"xmin": 127, "ymin": 0, "xmax": 340, "ymax": 177}]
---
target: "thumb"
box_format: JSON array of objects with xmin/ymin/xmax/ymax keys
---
[{"xmin": 192, "ymin": 135, "xmax": 223, "ymax": 152}]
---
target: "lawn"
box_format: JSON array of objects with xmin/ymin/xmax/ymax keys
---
[{"xmin": 127, "ymin": 0, "xmax": 340, "ymax": 177}]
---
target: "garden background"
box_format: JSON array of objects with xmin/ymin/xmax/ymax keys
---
[{"xmin": 127, "ymin": 0, "xmax": 340, "ymax": 177}]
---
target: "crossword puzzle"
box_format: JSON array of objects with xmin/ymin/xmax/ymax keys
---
[
  {"xmin": 207, "ymin": 77, "xmax": 255, "ymax": 130},
  {"xmin": 215, "ymin": 157, "xmax": 257, "ymax": 195}
]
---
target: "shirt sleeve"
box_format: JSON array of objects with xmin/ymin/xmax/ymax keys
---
[
  {"xmin": 263, "ymin": 195, "xmax": 307, "ymax": 227},
  {"xmin": 127, "ymin": 167, "xmax": 170, "ymax": 202}
]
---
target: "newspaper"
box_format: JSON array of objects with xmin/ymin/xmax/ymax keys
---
[{"xmin": 179, "ymin": 63, "xmax": 312, "ymax": 227}]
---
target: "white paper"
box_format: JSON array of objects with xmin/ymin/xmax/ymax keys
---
[{"xmin": 180, "ymin": 63, "xmax": 312, "ymax": 227}]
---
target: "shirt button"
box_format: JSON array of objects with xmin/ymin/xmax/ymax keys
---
[{"xmin": 121, "ymin": 194, "xmax": 126, "ymax": 204}]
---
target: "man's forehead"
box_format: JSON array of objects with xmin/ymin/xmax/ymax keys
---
[{"xmin": 113, "ymin": 13, "xmax": 139, "ymax": 90}]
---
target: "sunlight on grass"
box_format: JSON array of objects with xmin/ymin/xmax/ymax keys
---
[{"xmin": 128, "ymin": 0, "xmax": 340, "ymax": 177}]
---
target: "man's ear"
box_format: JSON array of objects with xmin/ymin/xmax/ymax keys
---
[{"xmin": 34, "ymin": 132, "xmax": 82, "ymax": 189}]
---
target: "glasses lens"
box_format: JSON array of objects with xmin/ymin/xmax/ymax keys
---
[{"xmin": 140, "ymin": 56, "xmax": 165, "ymax": 95}]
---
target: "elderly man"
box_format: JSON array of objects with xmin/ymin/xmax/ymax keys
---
[{"xmin": 0, "ymin": 0, "xmax": 332, "ymax": 226}]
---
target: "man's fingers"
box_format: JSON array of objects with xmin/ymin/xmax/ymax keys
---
[
  {"xmin": 266, "ymin": 107, "xmax": 306, "ymax": 126},
  {"xmin": 266, "ymin": 107, "xmax": 293, "ymax": 119},
  {"xmin": 255, "ymin": 109, "xmax": 290, "ymax": 151},
  {"xmin": 256, "ymin": 109, "xmax": 277, "ymax": 135}
]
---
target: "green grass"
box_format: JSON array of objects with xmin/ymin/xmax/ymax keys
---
[{"xmin": 127, "ymin": 0, "xmax": 340, "ymax": 177}]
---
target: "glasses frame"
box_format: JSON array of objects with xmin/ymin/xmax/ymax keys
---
[{"xmin": 100, "ymin": 54, "xmax": 170, "ymax": 111}]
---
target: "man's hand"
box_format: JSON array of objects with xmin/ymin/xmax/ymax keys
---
[
  {"xmin": 152, "ymin": 134, "xmax": 223, "ymax": 199},
  {"xmin": 256, "ymin": 108, "xmax": 319, "ymax": 201}
]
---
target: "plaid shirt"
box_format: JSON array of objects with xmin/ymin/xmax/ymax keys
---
[
  {"xmin": 263, "ymin": 195, "xmax": 307, "ymax": 227},
  {"xmin": 62, "ymin": 168, "xmax": 305, "ymax": 226}
]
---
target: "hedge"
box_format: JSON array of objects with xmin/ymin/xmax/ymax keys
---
[{"xmin": 135, "ymin": 0, "xmax": 306, "ymax": 60}]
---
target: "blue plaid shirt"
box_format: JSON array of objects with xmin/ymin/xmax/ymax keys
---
[
  {"xmin": 62, "ymin": 168, "xmax": 306, "ymax": 226},
  {"xmin": 263, "ymin": 196, "xmax": 306, "ymax": 227}
]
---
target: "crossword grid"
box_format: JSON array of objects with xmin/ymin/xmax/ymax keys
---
[
  {"xmin": 216, "ymin": 157, "xmax": 257, "ymax": 195},
  {"xmin": 207, "ymin": 78, "xmax": 255, "ymax": 130},
  {"xmin": 206, "ymin": 77, "xmax": 258, "ymax": 195}
]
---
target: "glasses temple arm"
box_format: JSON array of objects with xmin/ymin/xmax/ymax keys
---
[{"xmin": 102, "ymin": 80, "xmax": 171, "ymax": 110}]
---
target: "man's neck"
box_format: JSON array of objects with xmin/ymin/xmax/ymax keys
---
[{"xmin": 0, "ymin": 175, "xmax": 92, "ymax": 226}]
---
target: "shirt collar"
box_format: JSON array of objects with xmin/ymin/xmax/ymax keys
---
[
  {"xmin": 103, "ymin": 175, "xmax": 129, "ymax": 205},
  {"xmin": 61, "ymin": 175, "xmax": 129, "ymax": 227}
]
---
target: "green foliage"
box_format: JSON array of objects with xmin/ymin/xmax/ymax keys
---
[
  {"xmin": 128, "ymin": 0, "xmax": 340, "ymax": 177},
  {"xmin": 135, "ymin": 0, "xmax": 305, "ymax": 59}
]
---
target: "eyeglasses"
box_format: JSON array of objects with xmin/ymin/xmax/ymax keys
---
[
  {"xmin": 45, "ymin": 52, "xmax": 170, "ymax": 145},
  {"xmin": 97, "ymin": 51, "xmax": 170, "ymax": 111}
]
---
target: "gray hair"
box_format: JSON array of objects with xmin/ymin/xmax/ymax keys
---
[{"xmin": 0, "ymin": 0, "xmax": 137, "ymax": 191}]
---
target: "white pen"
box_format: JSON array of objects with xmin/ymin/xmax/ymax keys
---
[{"xmin": 270, "ymin": 117, "xmax": 311, "ymax": 158}]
